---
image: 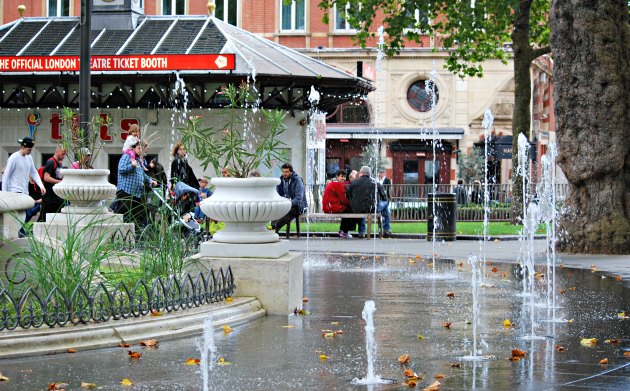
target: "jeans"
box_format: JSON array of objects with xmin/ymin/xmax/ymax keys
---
[{"xmin": 359, "ymin": 201, "xmax": 391, "ymax": 234}]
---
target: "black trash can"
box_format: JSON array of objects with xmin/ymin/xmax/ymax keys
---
[{"xmin": 427, "ymin": 192, "xmax": 457, "ymax": 241}]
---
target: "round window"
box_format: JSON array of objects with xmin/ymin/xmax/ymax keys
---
[{"xmin": 407, "ymin": 80, "xmax": 439, "ymax": 112}]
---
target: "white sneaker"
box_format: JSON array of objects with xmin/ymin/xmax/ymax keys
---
[{"xmin": 345, "ymin": 233, "xmax": 353, "ymax": 239}]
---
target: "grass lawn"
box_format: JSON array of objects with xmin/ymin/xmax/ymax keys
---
[{"xmin": 295, "ymin": 221, "xmax": 546, "ymax": 235}]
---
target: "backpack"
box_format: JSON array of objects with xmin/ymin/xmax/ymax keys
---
[{"xmin": 38, "ymin": 158, "xmax": 57, "ymax": 182}]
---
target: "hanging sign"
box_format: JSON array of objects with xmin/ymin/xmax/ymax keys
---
[{"xmin": 0, "ymin": 54, "xmax": 235, "ymax": 72}]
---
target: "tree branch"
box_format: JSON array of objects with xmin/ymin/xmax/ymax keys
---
[{"xmin": 529, "ymin": 46, "xmax": 551, "ymax": 62}]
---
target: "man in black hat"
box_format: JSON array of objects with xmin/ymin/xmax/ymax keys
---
[{"xmin": 2, "ymin": 137, "xmax": 45, "ymax": 195}]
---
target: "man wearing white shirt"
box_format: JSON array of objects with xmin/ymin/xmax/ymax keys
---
[{"xmin": 2, "ymin": 137, "xmax": 46, "ymax": 195}]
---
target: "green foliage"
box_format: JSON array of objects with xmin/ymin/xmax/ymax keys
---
[
  {"xmin": 318, "ymin": 0, "xmax": 551, "ymax": 78},
  {"xmin": 180, "ymin": 82, "xmax": 287, "ymax": 178},
  {"xmin": 59, "ymin": 107, "xmax": 109, "ymax": 169},
  {"xmin": 13, "ymin": 214, "xmax": 123, "ymax": 298},
  {"xmin": 458, "ymin": 149, "xmax": 485, "ymax": 184}
]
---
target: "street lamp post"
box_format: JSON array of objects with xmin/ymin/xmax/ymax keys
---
[{"xmin": 79, "ymin": 0, "xmax": 92, "ymax": 135}]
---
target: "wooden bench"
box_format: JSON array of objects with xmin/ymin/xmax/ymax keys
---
[{"xmin": 285, "ymin": 213, "xmax": 383, "ymax": 239}]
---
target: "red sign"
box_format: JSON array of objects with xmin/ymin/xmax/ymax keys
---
[
  {"xmin": 362, "ymin": 63, "xmax": 376, "ymax": 81},
  {"xmin": 0, "ymin": 54, "xmax": 235, "ymax": 72}
]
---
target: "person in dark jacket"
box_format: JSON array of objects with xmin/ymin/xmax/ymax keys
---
[
  {"xmin": 170, "ymin": 141, "xmax": 198, "ymax": 189},
  {"xmin": 272, "ymin": 162, "xmax": 308, "ymax": 232},
  {"xmin": 455, "ymin": 179, "xmax": 468, "ymax": 205},
  {"xmin": 347, "ymin": 166, "xmax": 391, "ymax": 238}
]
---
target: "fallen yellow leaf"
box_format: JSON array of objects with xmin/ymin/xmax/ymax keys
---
[
  {"xmin": 580, "ymin": 338, "xmax": 597, "ymax": 347},
  {"xmin": 282, "ymin": 325, "xmax": 295, "ymax": 328},
  {"xmin": 417, "ymin": 335, "xmax": 424, "ymax": 341},
  {"xmin": 216, "ymin": 357, "xmax": 231, "ymax": 365},
  {"xmin": 503, "ymin": 319, "xmax": 512, "ymax": 328},
  {"xmin": 184, "ymin": 357, "xmax": 200, "ymax": 365},
  {"xmin": 319, "ymin": 354, "xmax": 328, "ymax": 361},
  {"xmin": 128, "ymin": 350, "xmax": 142, "ymax": 359},
  {"xmin": 80, "ymin": 382, "xmax": 98, "ymax": 389},
  {"xmin": 225, "ymin": 297, "xmax": 234, "ymax": 303},
  {"xmin": 599, "ymin": 358, "xmax": 608, "ymax": 365},
  {"xmin": 121, "ymin": 378, "xmax": 133, "ymax": 386},
  {"xmin": 150, "ymin": 309, "xmax": 162, "ymax": 316},
  {"xmin": 0, "ymin": 372, "xmax": 8, "ymax": 381},
  {"xmin": 406, "ymin": 378, "xmax": 418, "ymax": 387},
  {"xmin": 223, "ymin": 325, "xmax": 233, "ymax": 333},
  {"xmin": 618, "ymin": 311, "xmax": 629, "ymax": 319}
]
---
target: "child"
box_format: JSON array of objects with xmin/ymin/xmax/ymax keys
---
[
  {"xmin": 194, "ymin": 177, "xmax": 212, "ymax": 222},
  {"xmin": 122, "ymin": 123, "xmax": 140, "ymax": 164}
]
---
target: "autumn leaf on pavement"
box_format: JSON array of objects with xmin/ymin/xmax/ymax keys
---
[
  {"xmin": 48, "ymin": 383, "xmax": 68, "ymax": 390},
  {"xmin": 604, "ymin": 339, "xmax": 620, "ymax": 344},
  {"xmin": 66, "ymin": 348, "xmax": 77, "ymax": 354},
  {"xmin": 491, "ymin": 267, "xmax": 499, "ymax": 273},
  {"xmin": 0, "ymin": 372, "xmax": 8, "ymax": 381},
  {"xmin": 80, "ymin": 382, "xmax": 98, "ymax": 389},
  {"xmin": 442, "ymin": 322, "xmax": 452, "ymax": 329},
  {"xmin": 128, "ymin": 350, "xmax": 142, "ymax": 359},
  {"xmin": 406, "ymin": 378, "xmax": 418, "ymax": 387},
  {"xmin": 446, "ymin": 292, "xmax": 455, "ymax": 298},
  {"xmin": 140, "ymin": 339, "xmax": 159, "ymax": 347},
  {"xmin": 217, "ymin": 357, "xmax": 231, "ymax": 365},
  {"xmin": 150, "ymin": 309, "xmax": 162, "ymax": 317},
  {"xmin": 398, "ymin": 354, "xmax": 411, "ymax": 365},
  {"xmin": 434, "ymin": 373, "xmax": 445, "ymax": 379},
  {"xmin": 618, "ymin": 311, "xmax": 629, "ymax": 319},
  {"xmin": 599, "ymin": 358, "xmax": 608, "ymax": 365},
  {"xmin": 319, "ymin": 354, "xmax": 328, "ymax": 361},
  {"xmin": 555, "ymin": 345, "xmax": 566, "ymax": 352},
  {"xmin": 512, "ymin": 349, "xmax": 527, "ymax": 357},
  {"xmin": 225, "ymin": 297, "xmax": 234, "ymax": 302},
  {"xmin": 118, "ymin": 343, "xmax": 131, "ymax": 348},
  {"xmin": 422, "ymin": 380, "xmax": 441, "ymax": 390},
  {"xmin": 503, "ymin": 319, "xmax": 513, "ymax": 328},
  {"xmin": 623, "ymin": 351, "xmax": 630, "ymax": 357},
  {"xmin": 222, "ymin": 325, "xmax": 233, "ymax": 333},
  {"xmin": 184, "ymin": 357, "xmax": 200, "ymax": 365},
  {"xmin": 121, "ymin": 378, "xmax": 133, "ymax": 386},
  {"xmin": 580, "ymin": 338, "xmax": 597, "ymax": 347}
]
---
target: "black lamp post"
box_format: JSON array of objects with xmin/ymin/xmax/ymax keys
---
[{"xmin": 79, "ymin": 0, "xmax": 92, "ymax": 134}]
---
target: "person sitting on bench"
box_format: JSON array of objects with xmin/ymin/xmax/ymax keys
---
[
  {"xmin": 272, "ymin": 163, "xmax": 308, "ymax": 233},
  {"xmin": 347, "ymin": 166, "xmax": 392, "ymax": 238},
  {"xmin": 322, "ymin": 169, "xmax": 358, "ymax": 238}
]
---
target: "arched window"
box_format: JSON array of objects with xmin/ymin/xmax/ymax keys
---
[
  {"xmin": 48, "ymin": 0, "xmax": 70, "ymax": 16},
  {"xmin": 163, "ymin": 0, "xmax": 186, "ymax": 15},
  {"xmin": 326, "ymin": 100, "xmax": 370, "ymax": 125}
]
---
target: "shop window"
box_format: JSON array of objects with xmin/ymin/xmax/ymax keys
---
[
  {"xmin": 163, "ymin": 0, "xmax": 186, "ymax": 15},
  {"xmin": 281, "ymin": 0, "xmax": 305, "ymax": 31},
  {"xmin": 326, "ymin": 101, "xmax": 370, "ymax": 125},
  {"xmin": 48, "ymin": 0, "xmax": 70, "ymax": 16},
  {"xmin": 407, "ymin": 79, "xmax": 439, "ymax": 112},
  {"xmin": 216, "ymin": 0, "xmax": 238, "ymax": 26}
]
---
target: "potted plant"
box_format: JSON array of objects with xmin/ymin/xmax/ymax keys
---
[
  {"xmin": 52, "ymin": 108, "xmax": 117, "ymax": 214},
  {"xmin": 180, "ymin": 82, "xmax": 291, "ymax": 244}
]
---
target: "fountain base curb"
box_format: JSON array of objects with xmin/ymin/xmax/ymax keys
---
[
  {"xmin": 190, "ymin": 251, "xmax": 304, "ymax": 315},
  {"xmin": 200, "ymin": 240, "xmax": 289, "ymax": 258},
  {"xmin": 0, "ymin": 297, "xmax": 264, "ymax": 359}
]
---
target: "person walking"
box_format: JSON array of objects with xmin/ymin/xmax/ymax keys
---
[
  {"xmin": 347, "ymin": 166, "xmax": 391, "ymax": 238},
  {"xmin": 2, "ymin": 137, "xmax": 46, "ymax": 196},
  {"xmin": 322, "ymin": 169, "xmax": 356, "ymax": 238},
  {"xmin": 39, "ymin": 145, "xmax": 67, "ymax": 221},
  {"xmin": 115, "ymin": 142, "xmax": 157, "ymax": 233},
  {"xmin": 272, "ymin": 163, "xmax": 307, "ymax": 232},
  {"xmin": 455, "ymin": 179, "xmax": 468, "ymax": 205}
]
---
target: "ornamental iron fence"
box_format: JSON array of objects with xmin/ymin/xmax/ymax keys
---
[{"xmin": 0, "ymin": 267, "xmax": 234, "ymax": 331}]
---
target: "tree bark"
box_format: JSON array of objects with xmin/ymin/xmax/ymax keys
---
[
  {"xmin": 550, "ymin": 0, "xmax": 630, "ymax": 253},
  {"xmin": 510, "ymin": 0, "xmax": 535, "ymax": 223}
]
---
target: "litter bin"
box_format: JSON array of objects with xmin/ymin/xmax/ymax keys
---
[{"xmin": 427, "ymin": 192, "xmax": 456, "ymax": 241}]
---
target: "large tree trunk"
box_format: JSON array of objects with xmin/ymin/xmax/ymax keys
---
[{"xmin": 550, "ymin": 0, "xmax": 630, "ymax": 253}]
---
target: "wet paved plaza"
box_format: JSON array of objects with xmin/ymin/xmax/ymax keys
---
[{"xmin": 1, "ymin": 247, "xmax": 630, "ymax": 390}]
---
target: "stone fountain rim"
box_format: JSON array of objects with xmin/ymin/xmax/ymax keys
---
[
  {"xmin": 210, "ymin": 177, "xmax": 280, "ymax": 187},
  {"xmin": 59, "ymin": 168, "xmax": 110, "ymax": 176}
]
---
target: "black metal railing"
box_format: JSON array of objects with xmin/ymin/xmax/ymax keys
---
[
  {"xmin": 0, "ymin": 267, "xmax": 235, "ymax": 331},
  {"xmin": 305, "ymin": 183, "xmax": 568, "ymax": 221}
]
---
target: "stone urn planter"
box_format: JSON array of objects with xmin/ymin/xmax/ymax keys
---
[
  {"xmin": 53, "ymin": 169, "xmax": 117, "ymax": 214},
  {"xmin": 200, "ymin": 177, "xmax": 291, "ymax": 244}
]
